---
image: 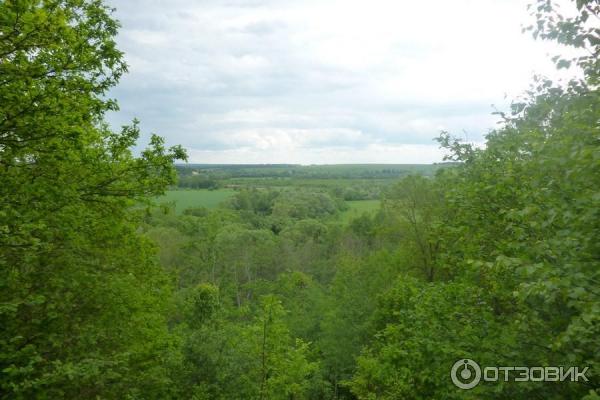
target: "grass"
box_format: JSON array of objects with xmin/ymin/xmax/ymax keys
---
[
  {"xmin": 158, "ymin": 189, "xmax": 235, "ymax": 214},
  {"xmin": 340, "ymin": 200, "xmax": 381, "ymax": 223}
]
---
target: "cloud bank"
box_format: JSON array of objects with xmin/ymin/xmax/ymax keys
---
[{"xmin": 106, "ymin": 0, "xmax": 572, "ymax": 163}]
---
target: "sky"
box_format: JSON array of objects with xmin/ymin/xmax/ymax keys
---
[{"xmin": 105, "ymin": 0, "xmax": 575, "ymax": 164}]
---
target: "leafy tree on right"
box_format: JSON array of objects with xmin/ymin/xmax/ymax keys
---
[{"xmin": 350, "ymin": 1, "xmax": 600, "ymax": 398}]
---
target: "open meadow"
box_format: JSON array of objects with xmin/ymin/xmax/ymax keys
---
[{"xmin": 158, "ymin": 189, "xmax": 236, "ymax": 213}]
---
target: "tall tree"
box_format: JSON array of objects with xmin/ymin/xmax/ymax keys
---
[
  {"xmin": 0, "ymin": 1, "xmax": 185, "ymax": 398},
  {"xmin": 351, "ymin": 0, "xmax": 599, "ymax": 398}
]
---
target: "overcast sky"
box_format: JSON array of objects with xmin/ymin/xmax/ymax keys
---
[{"xmin": 105, "ymin": 0, "xmax": 574, "ymax": 164}]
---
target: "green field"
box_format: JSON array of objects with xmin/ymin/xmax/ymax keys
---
[
  {"xmin": 160, "ymin": 189, "xmax": 381, "ymax": 221},
  {"xmin": 339, "ymin": 200, "xmax": 381, "ymax": 223},
  {"xmin": 158, "ymin": 189, "xmax": 235, "ymax": 213}
]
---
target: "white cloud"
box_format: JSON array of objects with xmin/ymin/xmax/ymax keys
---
[
  {"xmin": 187, "ymin": 143, "xmax": 447, "ymax": 165},
  {"xmin": 106, "ymin": 0, "xmax": 579, "ymax": 163}
]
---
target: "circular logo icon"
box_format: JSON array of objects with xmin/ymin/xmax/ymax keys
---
[{"xmin": 451, "ymin": 359, "xmax": 481, "ymax": 389}]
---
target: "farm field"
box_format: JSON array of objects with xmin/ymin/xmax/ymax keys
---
[{"xmin": 158, "ymin": 189, "xmax": 235, "ymax": 213}]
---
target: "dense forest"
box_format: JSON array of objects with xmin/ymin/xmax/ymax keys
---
[{"xmin": 1, "ymin": 0, "xmax": 599, "ymax": 399}]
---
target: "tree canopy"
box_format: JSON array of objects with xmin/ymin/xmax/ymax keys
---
[{"xmin": 1, "ymin": 0, "xmax": 185, "ymax": 397}]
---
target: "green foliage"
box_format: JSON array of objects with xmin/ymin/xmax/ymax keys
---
[
  {"xmin": 272, "ymin": 190, "xmax": 344, "ymax": 220},
  {"xmin": 0, "ymin": 0, "xmax": 185, "ymax": 397},
  {"xmin": 3, "ymin": 0, "xmax": 598, "ymax": 399},
  {"xmin": 382, "ymin": 175, "xmax": 444, "ymax": 281},
  {"xmin": 172, "ymin": 294, "xmax": 320, "ymax": 400},
  {"xmin": 350, "ymin": 277, "xmax": 503, "ymax": 399},
  {"xmin": 184, "ymin": 283, "xmax": 220, "ymax": 328},
  {"xmin": 348, "ymin": 2, "xmax": 600, "ymax": 398},
  {"xmin": 525, "ymin": 0, "xmax": 599, "ymax": 84},
  {"xmin": 319, "ymin": 250, "xmax": 401, "ymax": 395}
]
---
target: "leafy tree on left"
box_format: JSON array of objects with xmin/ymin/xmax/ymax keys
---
[{"xmin": 0, "ymin": 1, "xmax": 186, "ymax": 398}]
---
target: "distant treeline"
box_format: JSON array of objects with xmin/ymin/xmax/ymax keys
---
[
  {"xmin": 175, "ymin": 163, "xmax": 452, "ymax": 190},
  {"xmin": 175, "ymin": 165, "xmax": 445, "ymax": 200}
]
